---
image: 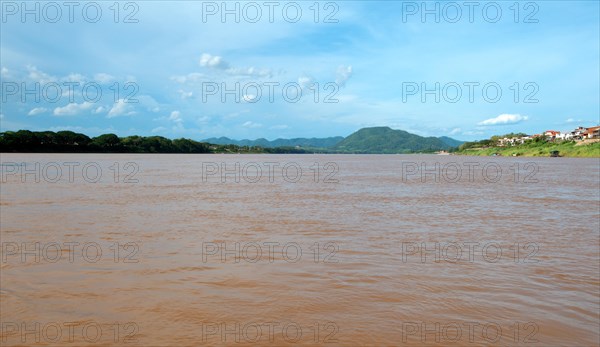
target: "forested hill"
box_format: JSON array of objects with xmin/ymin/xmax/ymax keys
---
[{"xmin": 334, "ymin": 127, "xmax": 458, "ymax": 153}]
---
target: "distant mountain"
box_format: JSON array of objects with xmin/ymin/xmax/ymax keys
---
[
  {"xmin": 203, "ymin": 136, "xmax": 344, "ymax": 148},
  {"xmin": 203, "ymin": 127, "xmax": 462, "ymax": 153},
  {"xmin": 334, "ymin": 127, "xmax": 459, "ymax": 153},
  {"xmin": 438, "ymin": 136, "xmax": 464, "ymax": 148}
]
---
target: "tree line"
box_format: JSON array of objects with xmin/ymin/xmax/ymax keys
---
[{"xmin": 0, "ymin": 130, "xmax": 309, "ymax": 154}]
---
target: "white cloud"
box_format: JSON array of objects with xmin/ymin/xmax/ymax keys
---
[
  {"xmin": 335, "ymin": 65, "xmax": 353, "ymax": 87},
  {"xmin": 168, "ymin": 111, "xmax": 182, "ymax": 124},
  {"xmin": 199, "ymin": 53, "xmax": 272, "ymax": 77},
  {"xmin": 62, "ymin": 88, "xmax": 74, "ymax": 100},
  {"xmin": 226, "ymin": 67, "xmax": 272, "ymax": 78},
  {"xmin": 197, "ymin": 116, "xmax": 211, "ymax": 124},
  {"xmin": 478, "ymin": 114, "xmax": 528, "ymax": 126},
  {"xmin": 136, "ymin": 95, "xmax": 161, "ymax": 113},
  {"xmin": 449, "ymin": 127, "xmax": 462, "ymax": 135},
  {"xmin": 53, "ymin": 102, "xmax": 93, "ymax": 116},
  {"xmin": 242, "ymin": 121, "xmax": 262, "ymax": 128},
  {"xmin": 63, "ymin": 73, "xmax": 86, "ymax": 83},
  {"xmin": 178, "ymin": 90, "xmax": 194, "ymax": 99},
  {"xmin": 27, "ymin": 65, "xmax": 55, "ymax": 84},
  {"xmin": 200, "ymin": 53, "xmax": 229, "ymax": 69},
  {"xmin": 28, "ymin": 107, "xmax": 47, "ymax": 116},
  {"xmin": 243, "ymin": 94, "xmax": 258, "ymax": 103},
  {"xmin": 107, "ymin": 99, "xmax": 136, "ymax": 118},
  {"xmin": 152, "ymin": 118, "xmax": 191, "ymax": 133},
  {"xmin": 1, "ymin": 67, "xmax": 8, "ymax": 77},
  {"xmin": 156, "ymin": 111, "xmax": 185, "ymax": 130},
  {"xmin": 298, "ymin": 76, "xmax": 315, "ymax": 90},
  {"xmin": 270, "ymin": 124, "xmax": 289, "ymax": 130},
  {"xmin": 171, "ymin": 73, "xmax": 205, "ymax": 84},
  {"xmin": 94, "ymin": 73, "xmax": 115, "ymax": 84},
  {"xmin": 93, "ymin": 106, "xmax": 106, "ymax": 114},
  {"xmin": 171, "ymin": 76, "xmax": 187, "ymax": 84}
]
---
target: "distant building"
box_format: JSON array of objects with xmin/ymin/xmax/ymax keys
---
[
  {"xmin": 492, "ymin": 125, "xmax": 597, "ymax": 146},
  {"xmin": 571, "ymin": 127, "xmax": 587, "ymax": 140},
  {"xmin": 498, "ymin": 135, "xmax": 531, "ymax": 146},
  {"xmin": 586, "ymin": 126, "xmax": 600, "ymax": 139},
  {"xmin": 556, "ymin": 133, "xmax": 573, "ymax": 140},
  {"xmin": 498, "ymin": 138, "xmax": 512, "ymax": 146},
  {"xmin": 545, "ymin": 130, "xmax": 560, "ymax": 141},
  {"xmin": 519, "ymin": 136, "xmax": 533, "ymax": 143}
]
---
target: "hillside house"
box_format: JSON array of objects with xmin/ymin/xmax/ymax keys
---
[
  {"xmin": 586, "ymin": 126, "xmax": 600, "ymax": 139},
  {"xmin": 571, "ymin": 127, "xmax": 587, "ymax": 140},
  {"xmin": 498, "ymin": 135, "xmax": 531, "ymax": 146},
  {"xmin": 556, "ymin": 133, "xmax": 573, "ymax": 140},
  {"xmin": 545, "ymin": 130, "xmax": 560, "ymax": 141}
]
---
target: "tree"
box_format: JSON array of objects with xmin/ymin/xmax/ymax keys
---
[
  {"xmin": 56, "ymin": 131, "xmax": 91, "ymax": 146},
  {"xmin": 91, "ymin": 134, "xmax": 121, "ymax": 151}
]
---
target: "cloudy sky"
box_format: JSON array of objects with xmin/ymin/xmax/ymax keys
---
[{"xmin": 1, "ymin": 1, "xmax": 598, "ymax": 141}]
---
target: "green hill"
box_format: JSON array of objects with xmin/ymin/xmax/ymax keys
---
[
  {"xmin": 438, "ymin": 136, "xmax": 464, "ymax": 148},
  {"xmin": 334, "ymin": 127, "xmax": 455, "ymax": 153}
]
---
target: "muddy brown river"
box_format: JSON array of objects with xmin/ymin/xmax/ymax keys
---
[{"xmin": 1, "ymin": 154, "xmax": 598, "ymax": 346}]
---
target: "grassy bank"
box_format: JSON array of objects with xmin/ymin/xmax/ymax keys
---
[{"xmin": 457, "ymin": 140, "xmax": 600, "ymax": 158}]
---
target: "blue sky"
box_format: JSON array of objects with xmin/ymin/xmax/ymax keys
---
[{"xmin": 1, "ymin": 1, "xmax": 598, "ymax": 141}]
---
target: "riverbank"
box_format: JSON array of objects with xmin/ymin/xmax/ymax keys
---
[{"xmin": 456, "ymin": 139, "xmax": 600, "ymax": 157}]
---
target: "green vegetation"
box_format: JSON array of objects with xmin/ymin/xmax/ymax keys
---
[
  {"xmin": 334, "ymin": 127, "xmax": 456, "ymax": 153},
  {"xmin": 457, "ymin": 136, "xmax": 600, "ymax": 158},
  {"xmin": 4, "ymin": 128, "xmax": 597, "ymax": 157},
  {"xmin": 0, "ymin": 127, "xmax": 465, "ymax": 154},
  {"xmin": 0, "ymin": 130, "xmax": 310, "ymax": 154}
]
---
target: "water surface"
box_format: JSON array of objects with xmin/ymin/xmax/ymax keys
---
[{"xmin": 1, "ymin": 154, "xmax": 599, "ymax": 346}]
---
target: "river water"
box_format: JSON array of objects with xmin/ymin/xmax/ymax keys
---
[{"xmin": 1, "ymin": 154, "xmax": 598, "ymax": 346}]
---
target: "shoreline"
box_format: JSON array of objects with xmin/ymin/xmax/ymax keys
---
[
  {"xmin": 455, "ymin": 140, "xmax": 600, "ymax": 158},
  {"xmin": 1, "ymin": 151, "xmax": 599, "ymax": 158}
]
